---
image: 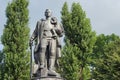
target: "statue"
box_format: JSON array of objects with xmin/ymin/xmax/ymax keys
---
[{"xmin": 29, "ymin": 9, "xmax": 64, "ymax": 79}]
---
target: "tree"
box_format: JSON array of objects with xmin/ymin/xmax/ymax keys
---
[
  {"xmin": 103, "ymin": 39, "xmax": 120, "ymax": 80},
  {"xmin": 61, "ymin": 2, "xmax": 96, "ymax": 80},
  {"xmin": 60, "ymin": 41, "xmax": 80, "ymax": 80},
  {"xmin": 0, "ymin": 51, "xmax": 4, "ymax": 79},
  {"xmin": 61, "ymin": 2, "xmax": 71, "ymax": 42},
  {"xmin": 0, "ymin": 51, "xmax": 3, "ymax": 64},
  {"xmin": 1, "ymin": 0, "xmax": 30, "ymax": 79},
  {"xmin": 92, "ymin": 34, "xmax": 120, "ymax": 80}
]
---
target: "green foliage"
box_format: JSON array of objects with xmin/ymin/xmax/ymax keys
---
[
  {"xmin": 60, "ymin": 40, "xmax": 80, "ymax": 80},
  {"xmin": 0, "ymin": 51, "xmax": 3, "ymax": 63},
  {"xmin": 61, "ymin": 2, "xmax": 71, "ymax": 42},
  {"xmin": 92, "ymin": 34, "xmax": 120, "ymax": 80},
  {"xmin": 1, "ymin": 0, "xmax": 30, "ymax": 79},
  {"xmin": 83, "ymin": 66, "xmax": 91, "ymax": 80},
  {"xmin": 61, "ymin": 2, "xmax": 96, "ymax": 80},
  {"xmin": 0, "ymin": 51, "xmax": 4, "ymax": 80}
]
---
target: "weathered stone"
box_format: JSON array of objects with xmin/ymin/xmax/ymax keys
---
[
  {"xmin": 32, "ymin": 76, "xmax": 64, "ymax": 80},
  {"xmin": 30, "ymin": 9, "xmax": 64, "ymax": 80}
]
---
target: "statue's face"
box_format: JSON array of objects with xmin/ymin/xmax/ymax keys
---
[{"xmin": 45, "ymin": 9, "xmax": 52, "ymax": 17}]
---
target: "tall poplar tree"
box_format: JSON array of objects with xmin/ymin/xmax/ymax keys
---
[
  {"xmin": 61, "ymin": 2, "xmax": 96, "ymax": 80},
  {"xmin": 0, "ymin": 51, "xmax": 4, "ymax": 79},
  {"xmin": 1, "ymin": 0, "xmax": 30, "ymax": 79},
  {"xmin": 60, "ymin": 41, "xmax": 80, "ymax": 80},
  {"xmin": 0, "ymin": 51, "xmax": 3, "ymax": 64}
]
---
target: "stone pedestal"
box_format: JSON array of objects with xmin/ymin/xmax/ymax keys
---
[
  {"xmin": 32, "ymin": 66, "xmax": 63, "ymax": 80},
  {"xmin": 32, "ymin": 76, "xmax": 64, "ymax": 80}
]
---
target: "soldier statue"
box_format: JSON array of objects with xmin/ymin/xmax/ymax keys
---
[{"xmin": 29, "ymin": 9, "xmax": 64, "ymax": 78}]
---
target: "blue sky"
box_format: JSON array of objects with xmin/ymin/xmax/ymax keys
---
[{"xmin": 0, "ymin": 0, "xmax": 120, "ymax": 50}]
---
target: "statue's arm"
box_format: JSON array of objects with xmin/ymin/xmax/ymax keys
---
[
  {"xmin": 55, "ymin": 23, "xmax": 64, "ymax": 37},
  {"xmin": 30, "ymin": 21, "xmax": 40, "ymax": 41}
]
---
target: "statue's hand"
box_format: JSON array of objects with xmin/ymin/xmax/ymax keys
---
[
  {"xmin": 29, "ymin": 39, "xmax": 33, "ymax": 47},
  {"xmin": 52, "ymin": 35, "xmax": 57, "ymax": 39}
]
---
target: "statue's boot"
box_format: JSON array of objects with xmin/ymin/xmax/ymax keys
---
[{"xmin": 48, "ymin": 58, "xmax": 58, "ymax": 76}]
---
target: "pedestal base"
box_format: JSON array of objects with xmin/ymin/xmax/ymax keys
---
[{"xmin": 32, "ymin": 76, "xmax": 64, "ymax": 80}]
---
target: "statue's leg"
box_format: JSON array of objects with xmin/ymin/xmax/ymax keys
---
[
  {"xmin": 48, "ymin": 39, "xmax": 58, "ymax": 76},
  {"xmin": 37, "ymin": 38, "xmax": 48, "ymax": 77},
  {"xmin": 39, "ymin": 38, "xmax": 47, "ymax": 68}
]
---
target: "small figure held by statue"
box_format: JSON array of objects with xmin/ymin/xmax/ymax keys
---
[{"xmin": 29, "ymin": 9, "xmax": 64, "ymax": 78}]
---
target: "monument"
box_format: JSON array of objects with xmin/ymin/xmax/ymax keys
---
[{"xmin": 29, "ymin": 9, "xmax": 64, "ymax": 80}]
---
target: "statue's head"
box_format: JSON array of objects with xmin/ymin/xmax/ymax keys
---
[{"xmin": 45, "ymin": 9, "xmax": 52, "ymax": 17}]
